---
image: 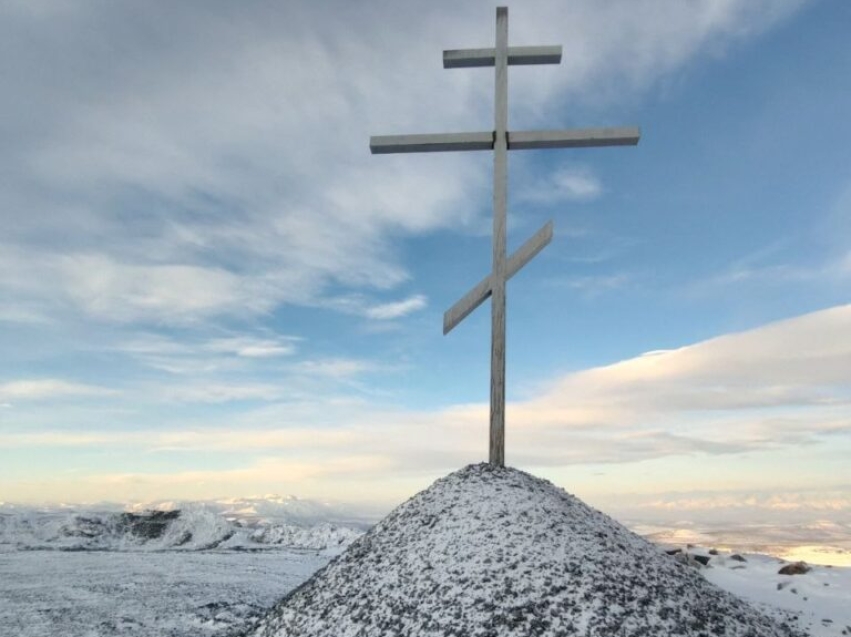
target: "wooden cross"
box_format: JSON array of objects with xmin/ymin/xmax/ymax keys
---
[{"xmin": 370, "ymin": 7, "xmax": 639, "ymax": 467}]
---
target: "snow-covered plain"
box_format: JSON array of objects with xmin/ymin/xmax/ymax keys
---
[
  {"xmin": 700, "ymin": 550, "xmax": 851, "ymax": 637},
  {"xmin": 0, "ymin": 500, "xmax": 365, "ymax": 636},
  {"xmin": 0, "ymin": 494, "xmax": 848, "ymax": 637},
  {"xmin": 0, "ymin": 549, "xmax": 326, "ymax": 637},
  {"xmin": 0, "ymin": 497, "xmax": 367, "ymax": 553}
]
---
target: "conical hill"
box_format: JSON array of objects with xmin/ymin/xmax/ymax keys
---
[{"xmin": 249, "ymin": 463, "xmax": 801, "ymax": 637}]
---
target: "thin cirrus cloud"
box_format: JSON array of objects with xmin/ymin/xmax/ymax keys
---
[
  {"xmin": 0, "ymin": 0, "xmax": 810, "ymax": 328},
  {"xmin": 292, "ymin": 358, "xmax": 381, "ymax": 379},
  {"xmin": 204, "ymin": 337, "xmax": 299, "ymax": 358},
  {"xmin": 0, "ymin": 0, "xmax": 830, "ymax": 507},
  {"xmin": 4, "ymin": 303, "xmax": 849, "ymax": 467},
  {"xmin": 101, "ymin": 334, "xmax": 294, "ymax": 376},
  {"xmin": 520, "ymin": 167, "xmax": 603, "ymax": 204},
  {"xmin": 317, "ymin": 293, "xmax": 428, "ymax": 321},
  {"xmin": 160, "ymin": 383, "xmax": 285, "ymax": 404},
  {"xmin": 591, "ymin": 489, "xmax": 851, "ymax": 528},
  {"xmin": 0, "ymin": 248, "xmax": 277, "ymax": 324},
  {"xmin": 363, "ymin": 295, "xmax": 428, "ymax": 320},
  {"xmin": 156, "ymin": 358, "xmax": 381, "ymax": 402},
  {"xmin": 0, "ymin": 379, "xmax": 117, "ymax": 402}
]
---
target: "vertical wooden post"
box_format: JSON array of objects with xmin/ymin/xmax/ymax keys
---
[
  {"xmin": 370, "ymin": 7, "xmax": 639, "ymax": 468},
  {"xmin": 490, "ymin": 7, "xmax": 508, "ymax": 467}
]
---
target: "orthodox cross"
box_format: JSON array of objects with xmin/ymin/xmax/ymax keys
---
[{"xmin": 370, "ymin": 7, "xmax": 639, "ymax": 467}]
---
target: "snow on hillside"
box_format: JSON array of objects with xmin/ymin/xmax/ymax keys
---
[
  {"xmin": 0, "ymin": 549, "xmax": 328, "ymax": 637},
  {"xmin": 250, "ymin": 463, "xmax": 807, "ymax": 637},
  {"xmin": 675, "ymin": 547, "xmax": 851, "ymax": 637},
  {"xmin": 0, "ymin": 501, "xmax": 366, "ymax": 553},
  {"xmin": 1, "ymin": 477, "xmax": 849, "ymax": 637}
]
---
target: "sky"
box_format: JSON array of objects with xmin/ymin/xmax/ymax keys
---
[{"xmin": 1, "ymin": 0, "xmax": 850, "ymax": 527}]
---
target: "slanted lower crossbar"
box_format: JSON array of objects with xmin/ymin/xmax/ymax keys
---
[{"xmin": 443, "ymin": 221, "xmax": 553, "ymax": 335}]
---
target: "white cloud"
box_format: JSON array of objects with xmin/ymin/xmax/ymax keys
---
[
  {"xmin": 319, "ymin": 293, "xmax": 428, "ymax": 321},
  {"xmin": 0, "ymin": 0, "xmax": 826, "ymax": 506},
  {"xmin": 0, "ymin": 0, "xmax": 809, "ymax": 326},
  {"xmin": 116, "ymin": 333, "xmax": 300, "ymax": 375},
  {"xmin": 5, "ymin": 304, "xmax": 850, "ymax": 464},
  {"xmin": 502, "ymin": 305, "xmax": 851, "ymax": 433},
  {"xmin": 293, "ymin": 358, "xmax": 380, "ymax": 379},
  {"xmin": 521, "ymin": 167, "xmax": 603, "ymax": 204},
  {"xmin": 363, "ymin": 295, "xmax": 428, "ymax": 320},
  {"xmin": 4, "ymin": 303, "xmax": 850, "ymax": 487},
  {"xmin": 161, "ymin": 383, "xmax": 284, "ymax": 404},
  {"xmin": 0, "ymin": 306, "xmax": 52, "ymax": 325},
  {"xmin": 703, "ymin": 247, "xmax": 851, "ymax": 293},
  {"xmin": 547, "ymin": 272, "xmax": 633, "ymax": 296},
  {"xmin": 552, "ymin": 171, "xmax": 602, "ymax": 200},
  {"xmin": 203, "ymin": 337, "xmax": 298, "ymax": 358},
  {"xmin": 0, "ymin": 379, "xmax": 116, "ymax": 402},
  {"xmin": 60, "ymin": 255, "xmax": 275, "ymax": 322}
]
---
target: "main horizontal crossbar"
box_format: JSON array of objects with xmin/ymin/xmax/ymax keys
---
[
  {"xmin": 443, "ymin": 46, "xmax": 562, "ymax": 69},
  {"xmin": 509, "ymin": 127, "xmax": 640, "ymax": 150},
  {"xmin": 370, "ymin": 132, "xmax": 493, "ymax": 154},
  {"xmin": 443, "ymin": 221, "xmax": 553, "ymax": 334},
  {"xmin": 370, "ymin": 127, "xmax": 640, "ymax": 155}
]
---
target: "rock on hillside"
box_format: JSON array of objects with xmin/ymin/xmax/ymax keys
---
[{"xmin": 249, "ymin": 464, "xmax": 802, "ymax": 637}]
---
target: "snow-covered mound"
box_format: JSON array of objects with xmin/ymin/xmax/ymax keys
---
[
  {"xmin": 249, "ymin": 464, "xmax": 803, "ymax": 637},
  {"xmin": 0, "ymin": 504, "xmax": 362, "ymax": 553}
]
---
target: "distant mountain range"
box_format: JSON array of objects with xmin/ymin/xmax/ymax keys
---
[{"xmin": 0, "ymin": 496, "xmax": 370, "ymax": 553}]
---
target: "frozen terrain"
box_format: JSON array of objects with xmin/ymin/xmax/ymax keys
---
[
  {"xmin": 250, "ymin": 464, "xmax": 810, "ymax": 637},
  {"xmin": 0, "ymin": 488, "xmax": 848, "ymax": 637},
  {"xmin": 0, "ymin": 499, "xmax": 366, "ymax": 636},
  {"xmin": 0, "ymin": 549, "xmax": 327, "ymax": 637},
  {"xmin": 700, "ymin": 550, "xmax": 851, "ymax": 637},
  {"xmin": 0, "ymin": 497, "xmax": 367, "ymax": 553}
]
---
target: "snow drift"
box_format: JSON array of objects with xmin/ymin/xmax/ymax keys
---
[{"xmin": 249, "ymin": 463, "xmax": 803, "ymax": 636}]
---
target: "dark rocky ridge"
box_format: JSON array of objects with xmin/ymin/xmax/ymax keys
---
[{"xmin": 249, "ymin": 463, "xmax": 803, "ymax": 637}]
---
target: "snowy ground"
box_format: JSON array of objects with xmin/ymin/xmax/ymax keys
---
[
  {"xmin": 2, "ymin": 545, "xmax": 849, "ymax": 637},
  {"xmin": 0, "ymin": 503, "xmax": 848, "ymax": 637},
  {"xmin": 699, "ymin": 550, "xmax": 851, "ymax": 637},
  {"xmin": 0, "ymin": 503, "xmax": 358, "ymax": 636},
  {"xmin": 0, "ymin": 549, "xmax": 328, "ymax": 637}
]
